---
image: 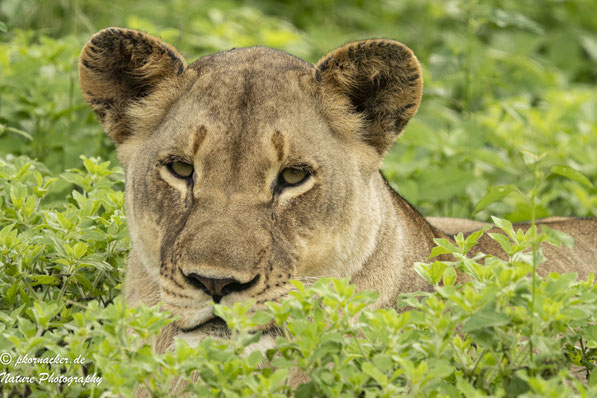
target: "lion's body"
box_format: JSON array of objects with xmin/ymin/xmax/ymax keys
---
[{"xmin": 79, "ymin": 28, "xmax": 596, "ymax": 352}]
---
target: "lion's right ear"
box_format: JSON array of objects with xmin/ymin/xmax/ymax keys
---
[
  {"xmin": 315, "ymin": 40, "xmax": 422, "ymax": 156},
  {"xmin": 79, "ymin": 28, "xmax": 186, "ymax": 144}
]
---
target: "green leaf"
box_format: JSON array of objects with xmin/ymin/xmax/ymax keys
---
[
  {"xmin": 580, "ymin": 35, "xmax": 597, "ymax": 62},
  {"xmin": 10, "ymin": 182, "xmax": 28, "ymax": 209},
  {"xmin": 73, "ymin": 242, "xmax": 88, "ymax": 259},
  {"xmin": 490, "ymin": 9, "xmax": 543, "ymax": 33},
  {"xmin": 491, "ymin": 216, "xmax": 516, "ymax": 241},
  {"xmin": 29, "ymin": 275, "xmax": 60, "ymax": 286},
  {"xmin": 474, "ymin": 185, "xmax": 522, "ymax": 214},
  {"xmin": 372, "ymin": 354, "xmax": 393, "ymax": 372},
  {"xmin": 590, "ymin": 370, "xmax": 597, "ymax": 387},
  {"xmin": 443, "ymin": 267, "xmax": 457, "ymax": 287},
  {"xmin": 550, "ymin": 165, "xmax": 594, "ymax": 188},
  {"xmin": 75, "ymin": 274, "xmax": 94, "ymax": 292},
  {"xmin": 295, "ymin": 382, "xmax": 317, "ymax": 398},
  {"xmin": 247, "ymin": 350, "xmax": 262, "ymax": 367},
  {"xmin": 362, "ymin": 362, "xmax": 387, "ymax": 386},
  {"xmin": 428, "ymin": 359, "xmax": 454, "ymax": 379},
  {"xmin": 271, "ymin": 357, "xmax": 296, "ymax": 369},
  {"xmin": 540, "ymin": 225, "xmax": 575, "ymax": 248},
  {"xmin": 5, "ymin": 283, "xmax": 18, "ymax": 306},
  {"xmin": 428, "ymin": 261, "xmax": 448, "ymax": 284},
  {"xmin": 462, "ymin": 226, "xmax": 491, "ymax": 253},
  {"xmin": 433, "ymin": 238, "xmax": 459, "ymax": 254},
  {"xmin": 507, "ymin": 372, "xmax": 530, "ymax": 396},
  {"xmin": 488, "ymin": 232, "xmax": 512, "ymax": 253},
  {"xmin": 414, "ymin": 263, "xmax": 431, "ymax": 283},
  {"xmin": 462, "ymin": 306, "xmax": 511, "ymax": 332},
  {"xmin": 428, "ymin": 245, "xmax": 453, "ymax": 259},
  {"xmin": 0, "ymin": 125, "xmax": 33, "ymax": 140}
]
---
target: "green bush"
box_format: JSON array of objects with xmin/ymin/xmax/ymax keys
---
[
  {"xmin": 0, "ymin": 32, "xmax": 113, "ymax": 172},
  {"xmin": 0, "ymin": 156, "xmax": 127, "ymax": 322},
  {"xmin": 0, "ymin": 155, "xmax": 595, "ymax": 397}
]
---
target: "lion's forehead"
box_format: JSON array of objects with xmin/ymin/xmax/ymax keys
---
[
  {"xmin": 187, "ymin": 73, "xmax": 316, "ymax": 127},
  {"xmin": 180, "ymin": 49, "xmax": 317, "ymax": 124},
  {"xmin": 189, "ymin": 46, "xmax": 313, "ymax": 75}
]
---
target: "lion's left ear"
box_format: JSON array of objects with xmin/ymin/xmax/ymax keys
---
[{"xmin": 315, "ymin": 39, "xmax": 423, "ymax": 155}]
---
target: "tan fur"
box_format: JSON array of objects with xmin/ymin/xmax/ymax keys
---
[
  {"xmin": 427, "ymin": 217, "xmax": 488, "ymax": 235},
  {"xmin": 80, "ymin": 28, "xmax": 597, "ymax": 363}
]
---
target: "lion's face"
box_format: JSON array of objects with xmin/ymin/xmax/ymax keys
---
[
  {"xmin": 126, "ymin": 48, "xmax": 384, "ymax": 330},
  {"xmin": 79, "ymin": 28, "xmax": 422, "ymax": 332}
]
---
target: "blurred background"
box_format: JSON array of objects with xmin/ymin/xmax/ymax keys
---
[{"xmin": 1, "ymin": 0, "xmax": 596, "ymax": 221}]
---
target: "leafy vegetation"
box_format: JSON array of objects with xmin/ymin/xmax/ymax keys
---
[
  {"xmin": 1, "ymin": 162, "xmax": 595, "ymax": 396},
  {"xmin": 0, "ymin": 0, "xmax": 596, "ymax": 396},
  {"xmin": 2, "ymin": 0, "xmax": 596, "ymax": 218}
]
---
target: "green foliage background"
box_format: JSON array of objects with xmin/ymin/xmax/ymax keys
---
[
  {"xmin": 0, "ymin": 0, "xmax": 596, "ymax": 397},
  {"xmin": 1, "ymin": 0, "xmax": 596, "ymax": 220}
]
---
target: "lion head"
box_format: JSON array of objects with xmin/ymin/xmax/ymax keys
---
[{"xmin": 79, "ymin": 28, "xmax": 423, "ymax": 335}]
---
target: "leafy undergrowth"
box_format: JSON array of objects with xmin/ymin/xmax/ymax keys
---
[{"xmin": 0, "ymin": 156, "xmax": 595, "ymax": 397}]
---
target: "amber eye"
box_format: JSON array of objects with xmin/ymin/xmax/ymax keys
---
[
  {"xmin": 169, "ymin": 161, "xmax": 194, "ymax": 179},
  {"xmin": 279, "ymin": 167, "xmax": 309, "ymax": 186}
]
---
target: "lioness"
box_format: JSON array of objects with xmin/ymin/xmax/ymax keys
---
[{"xmin": 79, "ymin": 28, "xmax": 596, "ymax": 349}]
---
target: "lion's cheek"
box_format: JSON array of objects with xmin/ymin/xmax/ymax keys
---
[
  {"xmin": 295, "ymin": 213, "xmax": 379, "ymax": 278},
  {"xmin": 124, "ymin": 178, "xmax": 161, "ymax": 279},
  {"xmin": 127, "ymin": 212, "xmax": 164, "ymax": 279},
  {"xmin": 292, "ymin": 179, "xmax": 382, "ymax": 278},
  {"xmin": 126, "ymin": 168, "xmax": 185, "ymax": 279}
]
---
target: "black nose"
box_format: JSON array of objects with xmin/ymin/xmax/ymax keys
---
[{"xmin": 184, "ymin": 273, "xmax": 259, "ymax": 303}]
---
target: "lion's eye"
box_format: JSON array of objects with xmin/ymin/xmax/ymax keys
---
[
  {"xmin": 279, "ymin": 167, "xmax": 309, "ymax": 186},
  {"xmin": 169, "ymin": 161, "xmax": 194, "ymax": 179}
]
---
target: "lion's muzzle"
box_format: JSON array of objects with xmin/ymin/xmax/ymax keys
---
[{"xmin": 182, "ymin": 273, "xmax": 261, "ymax": 303}]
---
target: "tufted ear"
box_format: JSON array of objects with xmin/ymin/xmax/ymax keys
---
[
  {"xmin": 79, "ymin": 27, "xmax": 186, "ymax": 144},
  {"xmin": 316, "ymin": 39, "xmax": 423, "ymax": 155}
]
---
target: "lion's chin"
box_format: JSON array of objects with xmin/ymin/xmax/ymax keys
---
[
  {"xmin": 170, "ymin": 303, "xmax": 215, "ymax": 329},
  {"xmin": 178, "ymin": 316, "xmax": 231, "ymax": 339}
]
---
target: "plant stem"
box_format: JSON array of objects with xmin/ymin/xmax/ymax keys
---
[
  {"xmin": 528, "ymin": 159, "xmax": 541, "ymax": 375},
  {"xmin": 464, "ymin": 0, "xmax": 478, "ymax": 114}
]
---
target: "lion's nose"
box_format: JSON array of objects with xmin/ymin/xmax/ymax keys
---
[{"xmin": 184, "ymin": 273, "xmax": 259, "ymax": 303}]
